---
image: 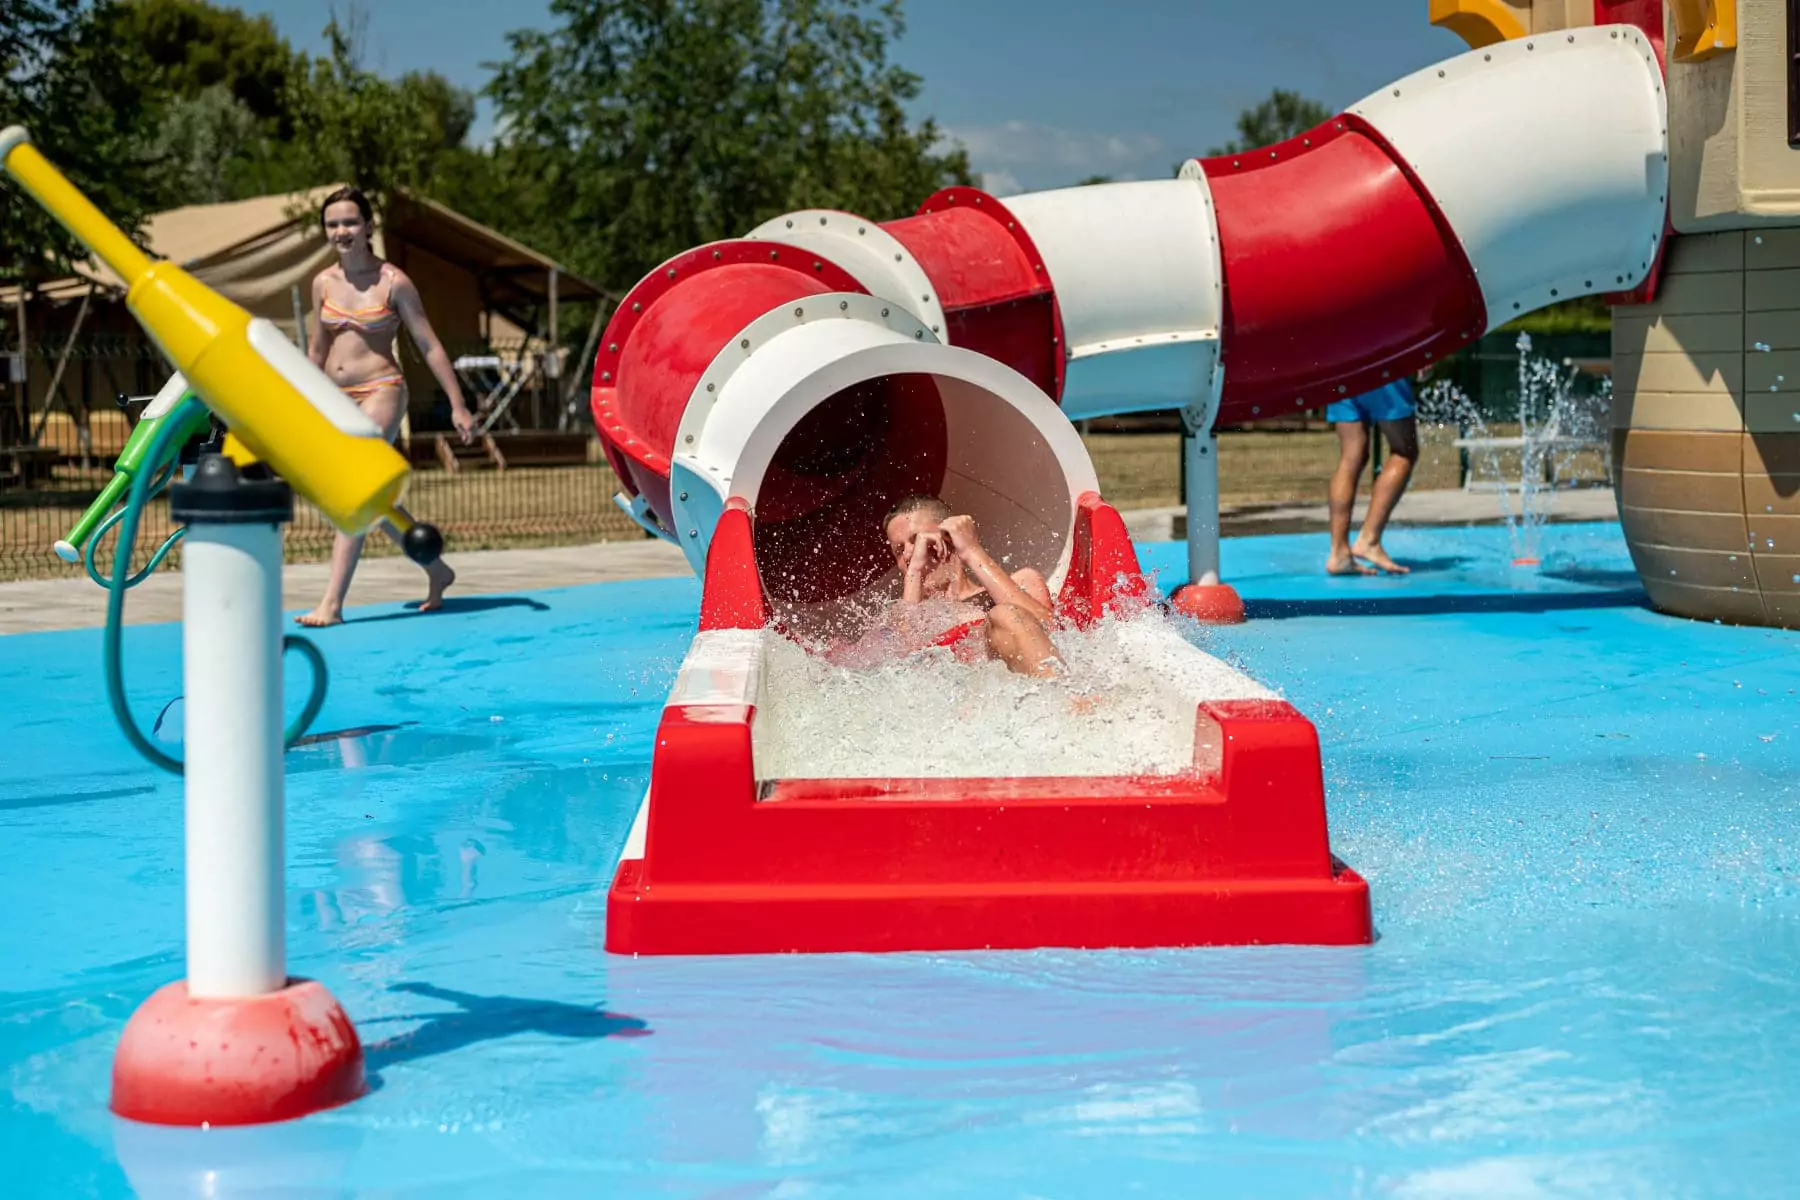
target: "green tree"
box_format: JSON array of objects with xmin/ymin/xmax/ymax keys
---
[
  {"xmin": 107, "ymin": 0, "xmax": 298, "ymax": 125},
  {"xmin": 281, "ymin": 16, "xmax": 480, "ymax": 213},
  {"xmin": 483, "ymin": 0, "xmax": 973, "ymax": 292},
  {"xmin": 0, "ymin": 0, "xmax": 160, "ymax": 282},
  {"xmin": 1207, "ymin": 88, "xmax": 1331, "ymax": 157}
]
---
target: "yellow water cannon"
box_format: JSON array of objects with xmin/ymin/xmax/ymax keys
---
[{"xmin": 1, "ymin": 124, "xmax": 430, "ymax": 549}]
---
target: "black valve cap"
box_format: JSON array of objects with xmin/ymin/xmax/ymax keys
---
[{"xmin": 403, "ymin": 522, "xmax": 444, "ymax": 565}]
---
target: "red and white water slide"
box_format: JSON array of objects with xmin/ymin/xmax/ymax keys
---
[{"xmin": 593, "ymin": 27, "xmax": 1668, "ymax": 956}]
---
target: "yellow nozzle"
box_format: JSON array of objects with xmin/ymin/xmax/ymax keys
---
[{"xmin": 1, "ymin": 126, "xmax": 409, "ymax": 535}]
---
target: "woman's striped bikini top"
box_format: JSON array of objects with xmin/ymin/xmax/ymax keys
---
[{"xmin": 320, "ymin": 267, "xmax": 400, "ymax": 334}]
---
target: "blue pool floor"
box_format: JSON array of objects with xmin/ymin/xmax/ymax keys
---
[{"xmin": 1, "ymin": 521, "xmax": 1797, "ymax": 1197}]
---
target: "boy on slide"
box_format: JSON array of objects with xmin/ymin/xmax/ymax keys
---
[{"xmin": 830, "ymin": 494, "xmax": 1063, "ymax": 678}]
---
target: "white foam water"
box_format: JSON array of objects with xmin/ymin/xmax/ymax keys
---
[{"xmin": 753, "ymin": 608, "xmax": 1277, "ymax": 781}]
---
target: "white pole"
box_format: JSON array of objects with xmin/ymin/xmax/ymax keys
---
[
  {"xmin": 1183, "ymin": 426, "xmax": 1221, "ymax": 588},
  {"xmin": 181, "ymin": 519, "xmax": 285, "ymax": 997}
]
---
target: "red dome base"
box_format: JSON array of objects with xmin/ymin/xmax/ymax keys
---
[
  {"xmin": 1170, "ymin": 582, "xmax": 1247, "ymax": 625},
  {"xmin": 112, "ymin": 978, "xmax": 365, "ymax": 1127}
]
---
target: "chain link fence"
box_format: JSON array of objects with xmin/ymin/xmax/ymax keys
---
[{"xmin": 2, "ymin": 332, "xmax": 1614, "ymax": 583}]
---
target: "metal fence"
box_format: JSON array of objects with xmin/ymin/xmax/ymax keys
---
[
  {"xmin": 1, "ymin": 334, "xmax": 1617, "ymax": 583},
  {"xmin": 0, "ymin": 338, "xmax": 647, "ymax": 582}
]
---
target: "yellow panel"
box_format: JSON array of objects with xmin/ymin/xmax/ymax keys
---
[
  {"xmin": 1612, "ymin": 389, "xmax": 1746, "ymax": 431},
  {"xmin": 1612, "ymin": 312, "xmax": 1743, "ymax": 355},
  {"xmin": 1428, "ymin": 0, "xmax": 1528, "ymax": 48},
  {"xmin": 1670, "ymin": 0, "xmax": 1738, "ymax": 62},
  {"xmin": 1613, "ymin": 350, "xmax": 1743, "ymax": 395}
]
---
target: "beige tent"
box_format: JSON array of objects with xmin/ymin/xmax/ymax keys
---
[{"xmin": 2, "ymin": 186, "xmax": 608, "ymax": 453}]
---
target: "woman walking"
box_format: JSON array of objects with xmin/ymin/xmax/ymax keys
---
[{"xmin": 296, "ymin": 186, "xmax": 477, "ymax": 627}]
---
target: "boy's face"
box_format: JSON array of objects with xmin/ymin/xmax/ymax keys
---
[{"xmin": 885, "ymin": 510, "xmax": 955, "ymax": 587}]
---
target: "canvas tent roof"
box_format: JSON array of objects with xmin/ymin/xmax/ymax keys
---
[{"xmin": 3, "ymin": 185, "xmax": 607, "ymax": 326}]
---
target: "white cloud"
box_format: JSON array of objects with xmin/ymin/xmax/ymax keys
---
[
  {"xmin": 940, "ymin": 120, "xmax": 1168, "ymax": 193},
  {"xmin": 978, "ymin": 169, "xmax": 1022, "ymax": 197}
]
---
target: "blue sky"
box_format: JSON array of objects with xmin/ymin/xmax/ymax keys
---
[{"xmin": 242, "ymin": 0, "xmax": 1469, "ymax": 193}]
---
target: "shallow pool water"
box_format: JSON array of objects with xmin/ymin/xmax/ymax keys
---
[{"xmin": 1, "ymin": 522, "xmax": 1797, "ymax": 1197}]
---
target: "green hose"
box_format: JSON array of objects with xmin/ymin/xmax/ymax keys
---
[
  {"xmin": 103, "ymin": 395, "xmax": 329, "ymax": 775},
  {"xmin": 84, "ymin": 455, "xmax": 185, "ymax": 589}
]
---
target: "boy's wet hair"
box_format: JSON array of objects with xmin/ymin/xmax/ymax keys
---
[{"xmin": 882, "ymin": 493, "xmax": 950, "ymax": 530}]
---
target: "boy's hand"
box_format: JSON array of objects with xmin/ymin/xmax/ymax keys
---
[
  {"xmin": 904, "ymin": 530, "xmax": 944, "ymax": 577},
  {"xmin": 940, "ymin": 514, "xmax": 980, "ymax": 555}
]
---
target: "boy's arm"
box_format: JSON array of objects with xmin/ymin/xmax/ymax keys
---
[{"xmin": 940, "ymin": 515, "xmax": 1054, "ymax": 623}]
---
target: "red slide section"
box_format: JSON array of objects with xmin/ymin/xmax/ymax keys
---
[
  {"xmin": 1199, "ymin": 117, "xmax": 1487, "ymax": 418},
  {"xmin": 607, "ymin": 494, "xmax": 1372, "ymax": 956},
  {"xmin": 591, "ymin": 115, "xmax": 1493, "ymax": 535}
]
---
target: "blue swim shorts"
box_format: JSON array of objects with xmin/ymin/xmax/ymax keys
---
[{"xmin": 1326, "ymin": 379, "xmax": 1416, "ymax": 424}]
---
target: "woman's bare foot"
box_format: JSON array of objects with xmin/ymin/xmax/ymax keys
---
[
  {"xmin": 295, "ymin": 604, "xmax": 343, "ymax": 628},
  {"xmin": 1351, "ymin": 540, "xmax": 1410, "ymax": 574},
  {"xmin": 1327, "ymin": 548, "xmax": 1376, "ymax": 576},
  {"xmin": 416, "ymin": 561, "xmax": 455, "ymax": 612}
]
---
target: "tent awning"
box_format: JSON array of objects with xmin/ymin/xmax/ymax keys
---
[{"xmin": 1, "ymin": 185, "xmax": 608, "ymax": 311}]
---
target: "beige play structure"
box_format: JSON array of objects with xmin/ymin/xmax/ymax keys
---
[{"xmin": 1432, "ymin": 0, "xmax": 1799, "ymax": 628}]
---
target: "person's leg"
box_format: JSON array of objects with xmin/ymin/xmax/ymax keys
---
[
  {"xmin": 295, "ymin": 527, "xmax": 366, "ymax": 627},
  {"xmin": 984, "ymin": 604, "xmax": 1062, "ymax": 678},
  {"xmin": 373, "ymin": 501, "xmax": 455, "ymax": 611},
  {"xmin": 1352, "ymin": 416, "xmax": 1419, "ymax": 574},
  {"xmin": 1328, "ymin": 421, "xmax": 1375, "ymax": 575},
  {"xmin": 295, "ymin": 386, "xmax": 453, "ymax": 625}
]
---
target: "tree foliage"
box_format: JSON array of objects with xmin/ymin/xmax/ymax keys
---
[
  {"xmin": 1, "ymin": 0, "xmax": 969, "ymax": 305},
  {"xmin": 482, "ymin": 0, "xmax": 973, "ymax": 292},
  {"xmin": 1208, "ymin": 88, "xmax": 1330, "ymax": 157},
  {"xmin": 281, "ymin": 15, "xmax": 478, "ymax": 213},
  {"xmin": 0, "ymin": 0, "xmax": 159, "ymax": 282}
]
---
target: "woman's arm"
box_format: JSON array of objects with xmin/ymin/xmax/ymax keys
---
[
  {"xmin": 939, "ymin": 515, "xmax": 1055, "ymax": 623},
  {"xmin": 306, "ymin": 274, "xmax": 330, "ymax": 368},
  {"xmin": 389, "ymin": 269, "xmax": 476, "ymax": 442}
]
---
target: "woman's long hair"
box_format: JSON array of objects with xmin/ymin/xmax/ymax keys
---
[{"xmin": 319, "ymin": 185, "xmax": 374, "ymax": 227}]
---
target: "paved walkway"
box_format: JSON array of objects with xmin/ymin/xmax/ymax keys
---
[
  {"xmin": 0, "ymin": 540, "xmax": 692, "ymax": 635},
  {"xmin": 0, "ymin": 488, "xmax": 1622, "ymax": 635}
]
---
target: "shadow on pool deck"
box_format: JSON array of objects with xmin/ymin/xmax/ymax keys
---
[
  {"xmin": 362, "ymin": 983, "xmax": 650, "ymax": 1076},
  {"xmin": 348, "ymin": 595, "xmax": 555, "ymax": 623},
  {"xmin": 1242, "ymin": 586, "xmax": 1651, "ymax": 620}
]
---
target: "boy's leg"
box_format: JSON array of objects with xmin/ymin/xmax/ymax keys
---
[
  {"xmin": 1352, "ymin": 416, "xmax": 1419, "ymax": 574},
  {"xmin": 984, "ymin": 604, "xmax": 1062, "ymax": 678},
  {"xmin": 1328, "ymin": 421, "xmax": 1375, "ymax": 575}
]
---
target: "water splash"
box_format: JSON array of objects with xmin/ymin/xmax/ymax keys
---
[
  {"xmin": 1418, "ymin": 332, "xmax": 1610, "ymax": 569},
  {"xmin": 755, "ymin": 608, "xmax": 1269, "ymax": 780}
]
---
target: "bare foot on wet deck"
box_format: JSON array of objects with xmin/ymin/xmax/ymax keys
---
[
  {"xmin": 415, "ymin": 561, "xmax": 456, "ymax": 612},
  {"xmin": 295, "ymin": 604, "xmax": 344, "ymax": 628},
  {"xmin": 1327, "ymin": 548, "xmax": 1376, "ymax": 576},
  {"xmin": 1351, "ymin": 540, "xmax": 1410, "ymax": 575}
]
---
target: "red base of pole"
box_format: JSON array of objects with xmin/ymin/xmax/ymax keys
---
[
  {"xmin": 1170, "ymin": 582, "xmax": 1247, "ymax": 624},
  {"xmin": 111, "ymin": 979, "xmax": 365, "ymax": 1127}
]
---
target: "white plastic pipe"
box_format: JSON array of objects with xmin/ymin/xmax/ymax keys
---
[
  {"xmin": 1182, "ymin": 427, "xmax": 1221, "ymax": 588},
  {"xmin": 182, "ymin": 521, "xmax": 285, "ymax": 997}
]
